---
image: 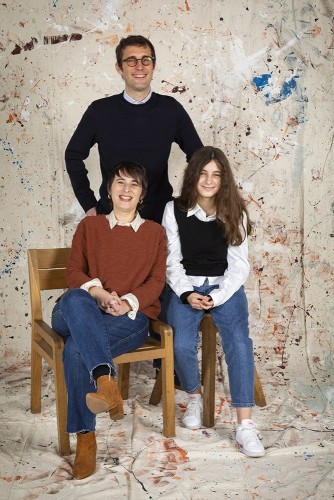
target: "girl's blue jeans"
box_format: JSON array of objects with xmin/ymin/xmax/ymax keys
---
[
  {"xmin": 51, "ymin": 288, "xmax": 149, "ymax": 433},
  {"xmin": 164, "ymin": 283, "xmax": 255, "ymax": 407}
]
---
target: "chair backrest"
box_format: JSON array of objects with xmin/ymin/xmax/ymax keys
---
[{"xmin": 27, "ymin": 248, "xmax": 71, "ymax": 321}]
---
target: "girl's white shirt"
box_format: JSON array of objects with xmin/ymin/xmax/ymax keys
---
[{"xmin": 162, "ymin": 201, "xmax": 250, "ymax": 307}]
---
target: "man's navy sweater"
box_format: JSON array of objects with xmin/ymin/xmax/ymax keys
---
[{"xmin": 65, "ymin": 92, "xmax": 203, "ymax": 223}]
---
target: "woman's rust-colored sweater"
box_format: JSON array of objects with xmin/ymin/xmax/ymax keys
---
[{"xmin": 66, "ymin": 215, "xmax": 167, "ymax": 319}]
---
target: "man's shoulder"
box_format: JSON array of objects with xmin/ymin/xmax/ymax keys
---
[
  {"xmin": 153, "ymin": 92, "xmax": 181, "ymax": 106},
  {"xmin": 89, "ymin": 93, "xmax": 123, "ymax": 109}
]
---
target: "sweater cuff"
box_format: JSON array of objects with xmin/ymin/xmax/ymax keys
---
[
  {"xmin": 180, "ymin": 291, "xmax": 193, "ymax": 304},
  {"xmin": 80, "ymin": 278, "xmax": 103, "ymax": 293}
]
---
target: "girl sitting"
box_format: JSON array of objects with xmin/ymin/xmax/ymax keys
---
[{"xmin": 162, "ymin": 146, "xmax": 265, "ymax": 457}]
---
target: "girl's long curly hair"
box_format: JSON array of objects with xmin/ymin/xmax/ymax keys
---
[{"xmin": 177, "ymin": 146, "xmax": 252, "ymax": 245}]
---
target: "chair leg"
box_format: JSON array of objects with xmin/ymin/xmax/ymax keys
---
[
  {"xmin": 149, "ymin": 367, "xmax": 162, "ymax": 405},
  {"xmin": 31, "ymin": 344, "xmax": 42, "ymax": 413},
  {"xmin": 161, "ymin": 355, "xmax": 175, "ymax": 437},
  {"xmin": 254, "ymin": 366, "xmax": 266, "ymax": 407},
  {"xmin": 158, "ymin": 322, "xmax": 175, "ymax": 437},
  {"xmin": 54, "ymin": 350, "xmax": 71, "ymax": 456},
  {"xmin": 201, "ymin": 316, "xmax": 217, "ymax": 428},
  {"xmin": 117, "ymin": 363, "xmax": 130, "ymax": 400}
]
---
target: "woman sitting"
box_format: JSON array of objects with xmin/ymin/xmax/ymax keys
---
[
  {"xmin": 162, "ymin": 146, "xmax": 265, "ymax": 457},
  {"xmin": 52, "ymin": 161, "xmax": 167, "ymax": 479}
]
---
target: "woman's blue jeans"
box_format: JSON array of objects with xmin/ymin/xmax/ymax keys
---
[
  {"xmin": 51, "ymin": 289, "xmax": 149, "ymax": 433},
  {"xmin": 164, "ymin": 283, "xmax": 255, "ymax": 407}
]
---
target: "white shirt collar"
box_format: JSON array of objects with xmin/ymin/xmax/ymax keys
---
[
  {"xmin": 187, "ymin": 203, "xmax": 216, "ymax": 221},
  {"xmin": 106, "ymin": 211, "xmax": 144, "ymax": 232},
  {"xmin": 123, "ymin": 89, "xmax": 152, "ymax": 105}
]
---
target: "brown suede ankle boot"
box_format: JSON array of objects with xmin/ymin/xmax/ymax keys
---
[
  {"xmin": 73, "ymin": 431, "xmax": 97, "ymax": 480},
  {"xmin": 86, "ymin": 375, "xmax": 124, "ymax": 419}
]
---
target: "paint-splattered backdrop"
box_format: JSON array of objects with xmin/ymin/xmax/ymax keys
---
[{"xmin": 1, "ymin": 1, "xmax": 333, "ymax": 414}]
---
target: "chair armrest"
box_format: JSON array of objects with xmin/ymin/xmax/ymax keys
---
[
  {"xmin": 34, "ymin": 319, "xmax": 65, "ymax": 350},
  {"xmin": 149, "ymin": 319, "xmax": 173, "ymax": 340}
]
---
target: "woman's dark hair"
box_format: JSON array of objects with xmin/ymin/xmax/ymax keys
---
[
  {"xmin": 107, "ymin": 161, "xmax": 148, "ymax": 209},
  {"xmin": 115, "ymin": 35, "xmax": 156, "ymax": 68},
  {"xmin": 177, "ymin": 146, "xmax": 252, "ymax": 245}
]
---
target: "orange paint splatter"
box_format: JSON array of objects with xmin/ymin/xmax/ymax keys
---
[
  {"xmin": 163, "ymin": 439, "xmax": 188, "ymax": 462},
  {"xmin": 258, "ymin": 475, "xmax": 271, "ymax": 482},
  {"xmin": 248, "ymin": 194, "xmax": 265, "ymax": 212},
  {"xmin": 270, "ymin": 234, "xmax": 287, "ymax": 244},
  {"xmin": 1, "ymin": 475, "xmax": 26, "ymax": 482},
  {"xmin": 96, "ymin": 35, "xmax": 119, "ymax": 47},
  {"xmin": 311, "ymin": 25, "xmax": 321, "ymax": 36}
]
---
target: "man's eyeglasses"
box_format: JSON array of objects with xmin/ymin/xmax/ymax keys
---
[{"xmin": 122, "ymin": 56, "xmax": 155, "ymax": 67}]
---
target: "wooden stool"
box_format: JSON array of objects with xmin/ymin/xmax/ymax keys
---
[{"xmin": 151, "ymin": 313, "xmax": 266, "ymax": 427}]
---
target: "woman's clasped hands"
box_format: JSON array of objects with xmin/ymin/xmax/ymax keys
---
[{"xmin": 89, "ymin": 287, "xmax": 131, "ymax": 316}]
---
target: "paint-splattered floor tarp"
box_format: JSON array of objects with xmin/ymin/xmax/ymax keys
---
[{"xmin": 1, "ymin": 361, "xmax": 333, "ymax": 499}]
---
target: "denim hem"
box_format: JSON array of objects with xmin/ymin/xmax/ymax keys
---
[
  {"xmin": 69, "ymin": 428, "xmax": 95, "ymax": 435},
  {"xmin": 184, "ymin": 383, "xmax": 202, "ymax": 394},
  {"xmin": 90, "ymin": 362, "xmax": 115, "ymax": 387},
  {"xmin": 230, "ymin": 402, "xmax": 255, "ymax": 408}
]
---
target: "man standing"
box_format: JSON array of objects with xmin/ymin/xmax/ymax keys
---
[{"xmin": 65, "ymin": 35, "xmax": 203, "ymax": 223}]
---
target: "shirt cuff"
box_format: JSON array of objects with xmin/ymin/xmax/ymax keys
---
[
  {"xmin": 121, "ymin": 293, "xmax": 139, "ymax": 320},
  {"xmin": 80, "ymin": 278, "xmax": 103, "ymax": 293},
  {"xmin": 180, "ymin": 291, "xmax": 193, "ymax": 304},
  {"xmin": 208, "ymin": 289, "xmax": 226, "ymax": 307}
]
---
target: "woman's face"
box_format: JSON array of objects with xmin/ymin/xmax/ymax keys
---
[
  {"xmin": 196, "ymin": 160, "xmax": 222, "ymax": 201},
  {"xmin": 109, "ymin": 171, "xmax": 143, "ymax": 214}
]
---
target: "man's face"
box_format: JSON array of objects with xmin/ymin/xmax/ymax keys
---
[{"xmin": 115, "ymin": 44, "xmax": 155, "ymax": 98}]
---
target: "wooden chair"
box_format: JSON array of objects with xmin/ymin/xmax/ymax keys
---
[
  {"xmin": 27, "ymin": 248, "xmax": 175, "ymax": 456},
  {"xmin": 150, "ymin": 313, "xmax": 266, "ymax": 427}
]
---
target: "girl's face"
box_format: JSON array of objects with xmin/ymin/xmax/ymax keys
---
[
  {"xmin": 196, "ymin": 160, "xmax": 222, "ymax": 201},
  {"xmin": 109, "ymin": 171, "xmax": 143, "ymax": 214}
]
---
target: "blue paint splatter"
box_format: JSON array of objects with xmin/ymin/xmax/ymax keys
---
[
  {"xmin": 253, "ymin": 73, "xmax": 272, "ymax": 92},
  {"xmin": 303, "ymin": 451, "xmax": 315, "ymax": 461},
  {"xmin": 274, "ymin": 77, "xmax": 298, "ymax": 103},
  {"xmin": 1, "ymin": 242, "xmax": 23, "ymax": 278},
  {"xmin": 0, "ymin": 138, "xmax": 33, "ymax": 191},
  {"xmin": 0, "ymin": 138, "xmax": 15, "ymax": 159},
  {"xmin": 252, "ymin": 73, "xmax": 300, "ymax": 106}
]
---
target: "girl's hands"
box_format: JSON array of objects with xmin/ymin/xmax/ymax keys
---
[
  {"xmin": 89, "ymin": 288, "xmax": 131, "ymax": 316},
  {"xmin": 187, "ymin": 293, "xmax": 213, "ymax": 310}
]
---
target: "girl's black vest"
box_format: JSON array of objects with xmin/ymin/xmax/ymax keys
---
[{"xmin": 174, "ymin": 203, "xmax": 228, "ymax": 276}]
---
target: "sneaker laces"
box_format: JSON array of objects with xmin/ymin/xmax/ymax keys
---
[
  {"xmin": 239, "ymin": 423, "xmax": 261, "ymax": 446},
  {"xmin": 185, "ymin": 398, "xmax": 202, "ymax": 417}
]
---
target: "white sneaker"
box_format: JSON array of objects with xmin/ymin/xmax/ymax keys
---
[
  {"xmin": 236, "ymin": 419, "xmax": 265, "ymax": 457},
  {"xmin": 182, "ymin": 397, "xmax": 203, "ymax": 429}
]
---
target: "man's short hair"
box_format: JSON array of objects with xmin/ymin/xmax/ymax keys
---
[{"xmin": 115, "ymin": 35, "xmax": 156, "ymax": 68}]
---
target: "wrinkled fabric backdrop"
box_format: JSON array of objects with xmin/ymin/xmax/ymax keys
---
[{"xmin": 1, "ymin": 1, "xmax": 333, "ymax": 498}]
